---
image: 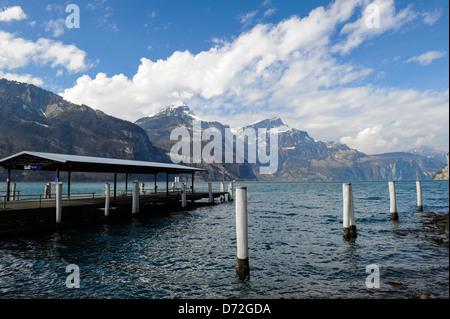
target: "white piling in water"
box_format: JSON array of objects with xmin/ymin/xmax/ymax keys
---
[
  {"xmin": 132, "ymin": 181, "xmax": 139, "ymax": 214},
  {"xmin": 44, "ymin": 183, "xmax": 51, "ymax": 199},
  {"xmin": 12, "ymin": 183, "xmax": 16, "ymax": 201},
  {"xmin": 181, "ymin": 183, "xmax": 187, "ymax": 207},
  {"xmin": 416, "ymin": 181, "xmax": 423, "ymax": 212},
  {"xmin": 55, "ymin": 182, "xmax": 62, "ymax": 223},
  {"xmin": 342, "ymin": 183, "xmax": 357, "ymax": 239},
  {"xmin": 389, "ymin": 181, "xmax": 398, "ymax": 220},
  {"xmin": 228, "ymin": 182, "xmax": 234, "ymax": 202},
  {"xmin": 208, "ymin": 182, "xmax": 213, "ymax": 203},
  {"xmin": 105, "ymin": 183, "xmax": 110, "ymax": 217},
  {"xmin": 220, "ymin": 182, "xmax": 225, "ymax": 202},
  {"xmin": 235, "ymin": 186, "xmax": 249, "ymax": 280}
]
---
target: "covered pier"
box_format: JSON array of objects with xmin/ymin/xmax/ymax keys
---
[
  {"xmin": 0, "ymin": 151, "xmax": 231, "ymax": 235},
  {"xmin": 0, "ymin": 151, "xmax": 205, "ymax": 201}
]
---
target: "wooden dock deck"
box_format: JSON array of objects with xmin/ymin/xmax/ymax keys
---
[
  {"xmin": 0, "ymin": 190, "xmax": 231, "ymax": 236},
  {"xmin": 1, "ymin": 191, "xmax": 228, "ymax": 212}
]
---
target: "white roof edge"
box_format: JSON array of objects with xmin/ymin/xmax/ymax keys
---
[
  {"xmin": 0, "ymin": 151, "xmax": 67, "ymax": 164},
  {"xmin": 0, "ymin": 151, "xmax": 205, "ymax": 172}
]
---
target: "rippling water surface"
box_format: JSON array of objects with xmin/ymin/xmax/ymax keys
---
[{"xmin": 0, "ymin": 180, "xmax": 448, "ymax": 299}]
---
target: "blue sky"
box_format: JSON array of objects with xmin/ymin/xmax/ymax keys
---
[{"xmin": 0, "ymin": 0, "xmax": 448, "ymax": 154}]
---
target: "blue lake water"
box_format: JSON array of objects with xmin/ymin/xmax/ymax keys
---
[{"xmin": 0, "ymin": 180, "xmax": 448, "ymax": 299}]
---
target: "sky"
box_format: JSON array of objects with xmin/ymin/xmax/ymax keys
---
[{"xmin": 0, "ymin": 0, "xmax": 448, "ymax": 155}]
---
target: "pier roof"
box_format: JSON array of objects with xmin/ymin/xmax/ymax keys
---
[{"xmin": 0, "ymin": 151, "xmax": 205, "ymax": 175}]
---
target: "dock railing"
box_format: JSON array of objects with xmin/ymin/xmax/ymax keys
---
[{"xmin": 0, "ymin": 192, "xmax": 100, "ymax": 212}]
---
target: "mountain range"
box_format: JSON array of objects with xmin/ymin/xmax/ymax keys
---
[
  {"xmin": 0, "ymin": 78, "xmax": 447, "ymax": 182},
  {"xmin": 135, "ymin": 103, "xmax": 446, "ymax": 181}
]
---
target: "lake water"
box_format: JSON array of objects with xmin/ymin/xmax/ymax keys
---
[{"xmin": 0, "ymin": 180, "xmax": 448, "ymax": 299}]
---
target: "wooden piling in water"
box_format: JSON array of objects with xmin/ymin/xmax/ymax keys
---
[
  {"xmin": 235, "ymin": 186, "xmax": 249, "ymax": 280},
  {"xmin": 342, "ymin": 183, "xmax": 357, "ymax": 239},
  {"xmin": 389, "ymin": 181, "xmax": 398, "ymax": 220},
  {"xmin": 416, "ymin": 181, "xmax": 423, "ymax": 212}
]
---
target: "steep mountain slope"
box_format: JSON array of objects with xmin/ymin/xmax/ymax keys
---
[
  {"xmin": 433, "ymin": 153, "xmax": 449, "ymax": 180},
  {"xmin": 0, "ymin": 79, "xmax": 169, "ymax": 162}
]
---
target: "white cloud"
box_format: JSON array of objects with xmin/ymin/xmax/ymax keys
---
[
  {"xmin": 332, "ymin": 0, "xmax": 417, "ymax": 55},
  {"xmin": 59, "ymin": 0, "xmax": 449, "ymax": 154},
  {"xmin": 0, "ymin": 6, "xmax": 27, "ymax": 22},
  {"xmin": 264, "ymin": 8, "xmax": 276, "ymax": 18},
  {"xmin": 422, "ymin": 9, "xmax": 441, "ymax": 25},
  {"xmin": 406, "ymin": 50, "xmax": 446, "ymax": 66},
  {"xmin": 44, "ymin": 19, "xmax": 66, "ymax": 37},
  {"xmin": 0, "ymin": 30, "xmax": 95, "ymax": 73},
  {"xmin": 239, "ymin": 10, "xmax": 259, "ymax": 27},
  {"xmin": 341, "ymin": 125, "xmax": 400, "ymax": 154}
]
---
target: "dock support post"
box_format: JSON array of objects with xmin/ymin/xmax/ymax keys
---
[
  {"xmin": 181, "ymin": 183, "xmax": 187, "ymax": 207},
  {"xmin": 105, "ymin": 183, "xmax": 110, "ymax": 217},
  {"xmin": 191, "ymin": 173, "xmax": 194, "ymax": 194},
  {"xmin": 68, "ymin": 171, "xmax": 71, "ymax": 198},
  {"xmin": 132, "ymin": 181, "xmax": 139, "ymax": 214},
  {"xmin": 236, "ymin": 186, "xmax": 249, "ymax": 280},
  {"xmin": 166, "ymin": 173, "xmax": 169, "ymax": 196},
  {"xmin": 389, "ymin": 181, "xmax": 398, "ymax": 220},
  {"xmin": 343, "ymin": 183, "xmax": 357, "ymax": 239},
  {"xmin": 6, "ymin": 169, "xmax": 10, "ymax": 202},
  {"xmin": 208, "ymin": 182, "xmax": 213, "ymax": 203},
  {"xmin": 114, "ymin": 173, "xmax": 117, "ymax": 200},
  {"xmin": 56, "ymin": 182, "xmax": 62, "ymax": 223},
  {"xmin": 416, "ymin": 181, "xmax": 423, "ymax": 212}
]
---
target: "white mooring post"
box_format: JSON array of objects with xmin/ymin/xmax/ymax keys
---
[
  {"xmin": 236, "ymin": 186, "xmax": 249, "ymax": 280},
  {"xmin": 55, "ymin": 182, "xmax": 62, "ymax": 223},
  {"xmin": 220, "ymin": 182, "xmax": 225, "ymax": 202},
  {"xmin": 228, "ymin": 182, "xmax": 234, "ymax": 202},
  {"xmin": 105, "ymin": 183, "xmax": 110, "ymax": 217},
  {"xmin": 389, "ymin": 181, "xmax": 398, "ymax": 220},
  {"xmin": 342, "ymin": 183, "xmax": 357, "ymax": 239},
  {"xmin": 208, "ymin": 182, "xmax": 213, "ymax": 203},
  {"xmin": 416, "ymin": 181, "xmax": 423, "ymax": 212},
  {"xmin": 12, "ymin": 183, "xmax": 16, "ymax": 201},
  {"xmin": 132, "ymin": 181, "xmax": 139, "ymax": 214},
  {"xmin": 44, "ymin": 183, "xmax": 50, "ymax": 199},
  {"xmin": 181, "ymin": 183, "xmax": 187, "ymax": 207}
]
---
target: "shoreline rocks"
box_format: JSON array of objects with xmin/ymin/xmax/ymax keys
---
[{"xmin": 419, "ymin": 212, "xmax": 449, "ymax": 247}]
